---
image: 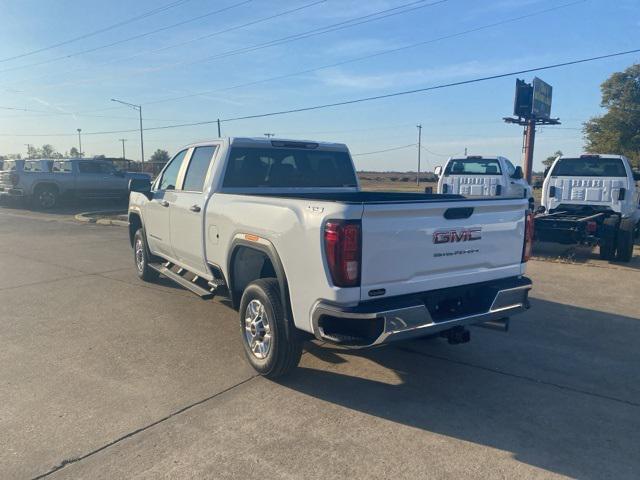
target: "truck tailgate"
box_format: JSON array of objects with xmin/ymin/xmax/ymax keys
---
[{"xmin": 360, "ymin": 199, "xmax": 526, "ymax": 300}]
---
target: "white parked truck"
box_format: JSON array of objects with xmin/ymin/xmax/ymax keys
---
[
  {"xmin": 435, "ymin": 156, "xmax": 534, "ymax": 210},
  {"xmin": 536, "ymin": 154, "xmax": 640, "ymax": 261},
  {"xmin": 128, "ymin": 138, "xmax": 533, "ymax": 377}
]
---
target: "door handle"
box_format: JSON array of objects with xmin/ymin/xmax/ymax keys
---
[
  {"xmin": 160, "ymin": 200, "xmax": 170, "ymax": 207},
  {"xmin": 189, "ymin": 205, "xmax": 201, "ymax": 212}
]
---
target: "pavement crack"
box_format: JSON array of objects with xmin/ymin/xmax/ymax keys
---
[
  {"xmin": 396, "ymin": 346, "xmax": 640, "ymax": 408},
  {"xmin": 31, "ymin": 375, "xmax": 258, "ymax": 480}
]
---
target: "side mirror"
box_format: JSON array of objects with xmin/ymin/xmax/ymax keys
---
[
  {"xmin": 434, "ymin": 165, "xmax": 443, "ymax": 177},
  {"xmin": 129, "ymin": 178, "xmax": 152, "ymax": 199},
  {"xmin": 633, "ymin": 171, "xmax": 640, "ymax": 181},
  {"xmin": 511, "ymin": 166, "xmax": 524, "ymax": 180}
]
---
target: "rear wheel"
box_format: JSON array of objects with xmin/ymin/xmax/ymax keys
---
[
  {"xmin": 133, "ymin": 228, "xmax": 160, "ymax": 282},
  {"xmin": 239, "ymin": 278, "xmax": 302, "ymax": 378},
  {"xmin": 33, "ymin": 185, "xmax": 58, "ymax": 209},
  {"xmin": 599, "ymin": 217, "xmax": 618, "ymax": 260},
  {"xmin": 615, "ymin": 219, "xmax": 635, "ymax": 262}
]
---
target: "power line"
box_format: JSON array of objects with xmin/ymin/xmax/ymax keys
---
[
  {"xmin": 19, "ymin": 0, "xmax": 447, "ymax": 91},
  {"xmin": 0, "ymin": 0, "xmax": 254, "ymax": 74},
  {"xmin": 352, "ymin": 144, "xmax": 417, "ymax": 156},
  {"xmin": 4, "ymin": 47, "xmax": 639, "ymax": 138},
  {"xmin": 0, "ymin": 0, "xmax": 193, "ymax": 63},
  {"xmin": 141, "ymin": 0, "xmax": 584, "ymax": 106}
]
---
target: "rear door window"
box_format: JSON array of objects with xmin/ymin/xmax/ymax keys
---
[
  {"xmin": 53, "ymin": 161, "xmax": 73, "ymax": 173},
  {"xmin": 159, "ymin": 150, "xmax": 188, "ymax": 191},
  {"xmin": 182, "ymin": 146, "xmax": 216, "ymax": 192}
]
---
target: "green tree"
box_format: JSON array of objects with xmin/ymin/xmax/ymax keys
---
[
  {"xmin": 149, "ymin": 149, "xmax": 170, "ymax": 163},
  {"xmin": 40, "ymin": 144, "xmax": 57, "ymax": 158},
  {"xmin": 69, "ymin": 147, "xmax": 80, "ymax": 157},
  {"xmin": 584, "ymin": 63, "xmax": 640, "ymax": 168},
  {"xmin": 543, "ymin": 150, "xmax": 562, "ymax": 168}
]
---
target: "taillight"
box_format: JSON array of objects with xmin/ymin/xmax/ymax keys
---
[
  {"xmin": 324, "ymin": 220, "xmax": 361, "ymax": 287},
  {"xmin": 586, "ymin": 221, "xmax": 597, "ymax": 234},
  {"xmin": 522, "ymin": 211, "xmax": 534, "ymax": 262},
  {"xmin": 10, "ymin": 172, "xmax": 19, "ymax": 186}
]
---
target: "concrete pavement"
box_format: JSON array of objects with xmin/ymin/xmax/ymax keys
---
[{"xmin": 0, "ymin": 206, "xmax": 638, "ymax": 479}]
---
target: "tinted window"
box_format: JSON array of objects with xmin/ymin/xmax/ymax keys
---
[
  {"xmin": 23, "ymin": 161, "xmax": 47, "ymax": 172},
  {"xmin": 78, "ymin": 161, "xmax": 114, "ymax": 174},
  {"xmin": 159, "ymin": 150, "xmax": 187, "ymax": 190},
  {"xmin": 445, "ymin": 159, "xmax": 502, "ymax": 175},
  {"xmin": 52, "ymin": 161, "xmax": 72, "ymax": 173},
  {"xmin": 223, "ymin": 147, "xmax": 357, "ymax": 188},
  {"xmin": 551, "ymin": 157, "xmax": 627, "ymax": 177},
  {"xmin": 182, "ymin": 146, "xmax": 215, "ymax": 192}
]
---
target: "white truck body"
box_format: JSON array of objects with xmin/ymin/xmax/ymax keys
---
[
  {"xmin": 128, "ymin": 138, "xmax": 532, "ymax": 374},
  {"xmin": 436, "ymin": 156, "xmax": 533, "ymax": 207},
  {"xmin": 542, "ymin": 154, "xmax": 640, "ymax": 221}
]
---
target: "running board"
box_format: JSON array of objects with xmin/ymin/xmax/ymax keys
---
[{"xmin": 148, "ymin": 263, "xmax": 214, "ymax": 299}]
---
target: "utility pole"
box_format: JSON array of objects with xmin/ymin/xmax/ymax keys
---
[
  {"xmin": 217, "ymin": 119, "xmax": 221, "ymax": 137},
  {"xmin": 416, "ymin": 124, "xmax": 422, "ymax": 186},
  {"xmin": 119, "ymin": 139, "xmax": 127, "ymax": 160},
  {"xmin": 264, "ymin": 133, "xmax": 275, "ymax": 138},
  {"xmin": 111, "ymin": 98, "xmax": 144, "ymax": 163},
  {"xmin": 464, "ymin": 147, "xmax": 468, "ymax": 156},
  {"xmin": 77, "ymin": 129, "xmax": 82, "ymax": 157},
  {"xmin": 24, "ymin": 144, "xmax": 32, "ymax": 159}
]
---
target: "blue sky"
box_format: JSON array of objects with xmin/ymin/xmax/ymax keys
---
[{"xmin": 0, "ymin": 0, "xmax": 638, "ymax": 171}]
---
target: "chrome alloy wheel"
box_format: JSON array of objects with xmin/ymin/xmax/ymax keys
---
[
  {"xmin": 135, "ymin": 238, "xmax": 145, "ymax": 272},
  {"xmin": 244, "ymin": 299, "xmax": 271, "ymax": 359}
]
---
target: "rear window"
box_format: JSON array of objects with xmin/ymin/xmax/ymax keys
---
[
  {"xmin": 445, "ymin": 159, "xmax": 502, "ymax": 175},
  {"xmin": 551, "ymin": 157, "xmax": 627, "ymax": 177},
  {"xmin": 2, "ymin": 160, "xmax": 17, "ymax": 171},
  {"xmin": 223, "ymin": 147, "xmax": 357, "ymax": 188}
]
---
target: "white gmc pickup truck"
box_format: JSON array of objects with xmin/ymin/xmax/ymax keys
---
[{"xmin": 128, "ymin": 138, "xmax": 533, "ymax": 377}]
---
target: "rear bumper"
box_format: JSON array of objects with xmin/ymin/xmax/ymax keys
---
[{"xmin": 311, "ymin": 276, "xmax": 532, "ymax": 348}]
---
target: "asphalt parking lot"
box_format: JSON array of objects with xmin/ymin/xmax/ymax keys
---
[{"xmin": 1, "ymin": 204, "xmax": 639, "ymax": 479}]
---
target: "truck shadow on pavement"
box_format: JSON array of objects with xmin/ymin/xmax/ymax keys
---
[
  {"xmin": 533, "ymin": 241, "xmax": 640, "ymax": 271},
  {"xmin": 279, "ymin": 298, "xmax": 640, "ymax": 479}
]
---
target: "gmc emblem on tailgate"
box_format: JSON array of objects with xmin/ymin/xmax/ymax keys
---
[{"xmin": 433, "ymin": 227, "xmax": 482, "ymax": 244}]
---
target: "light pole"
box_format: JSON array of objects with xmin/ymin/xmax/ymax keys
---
[
  {"xmin": 77, "ymin": 129, "xmax": 82, "ymax": 157},
  {"xmin": 416, "ymin": 124, "xmax": 422, "ymax": 186},
  {"xmin": 264, "ymin": 133, "xmax": 275, "ymax": 138},
  {"xmin": 119, "ymin": 138, "xmax": 127, "ymax": 160},
  {"xmin": 111, "ymin": 98, "xmax": 144, "ymax": 164},
  {"xmin": 24, "ymin": 144, "xmax": 32, "ymax": 159}
]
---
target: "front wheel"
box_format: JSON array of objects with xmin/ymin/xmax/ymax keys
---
[
  {"xmin": 239, "ymin": 278, "xmax": 302, "ymax": 378},
  {"xmin": 133, "ymin": 228, "xmax": 160, "ymax": 282}
]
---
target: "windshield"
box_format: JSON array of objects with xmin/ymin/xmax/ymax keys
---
[
  {"xmin": 551, "ymin": 157, "xmax": 627, "ymax": 177},
  {"xmin": 223, "ymin": 147, "xmax": 358, "ymax": 188},
  {"xmin": 445, "ymin": 158, "xmax": 502, "ymax": 175}
]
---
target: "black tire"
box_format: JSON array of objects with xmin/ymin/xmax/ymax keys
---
[
  {"xmin": 32, "ymin": 185, "xmax": 58, "ymax": 209},
  {"xmin": 239, "ymin": 278, "xmax": 302, "ymax": 378},
  {"xmin": 615, "ymin": 219, "xmax": 635, "ymax": 262},
  {"xmin": 599, "ymin": 217, "xmax": 618, "ymax": 260},
  {"xmin": 133, "ymin": 228, "xmax": 160, "ymax": 282}
]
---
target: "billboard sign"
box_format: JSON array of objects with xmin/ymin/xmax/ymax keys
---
[
  {"xmin": 513, "ymin": 79, "xmax": 533, "ymax": 118},
  {"xmin": 531, "ymin": 77, "xmax": 552, "ymax": 119}
]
